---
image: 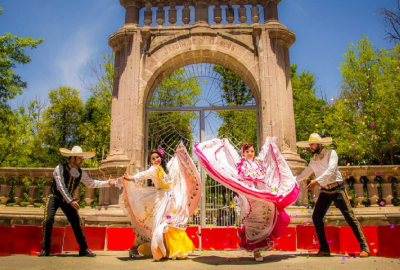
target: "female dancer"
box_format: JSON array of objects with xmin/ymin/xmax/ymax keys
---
[
  {"xmin": 116, "ymin": 143, "xmax": 201, "ymax": 261},
  {"xmin": 194, "ymin": 137, "xmax": 298, "ymax": 261}
]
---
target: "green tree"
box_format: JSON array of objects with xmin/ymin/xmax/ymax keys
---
[
  {"xmin": 291, "ymin": 64, "xmax": 327, "ymax": 160},
  {"xmin": 327, "ymin": 37, "xmax": 400, "ymax": 165},
  {"xmin": 78, "ymin": 54, "xmax": 114, "ymax": 168},
  {"xmin": 0, "ymin": 106, "xmax": 32, "ymax": 166},
  {"xmin": 213, "ymin": 65, "xmax": 253, "ymax": 106},
  {"xmin": 0, "ymin": 26, "xmax": 43, "ymax": 106},
  {"xmin": 40, "ymin": 87, "xmax": 85, "ymax": 166},
  {"xmin": 0, "ymin": 6, "xmax": 43, "ymax": 166},
  {"xmin": 213, "ymin": 65, "xmax": 257, "ymax": 148},
  {"xmin": 17, "ymin": 99, "xmax": 50, "ymax": 167},
  {"xmin": 148, "ymin": 68, "xmax": 201, "ymax": 156},
  {"xmin": 210, "ymin": 65, "xmax": 257, "ymax": 211}
]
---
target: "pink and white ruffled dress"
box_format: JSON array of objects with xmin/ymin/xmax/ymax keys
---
[{"xmin": 194, "ymin": 137, "xmax": 299, "ymax": 251}]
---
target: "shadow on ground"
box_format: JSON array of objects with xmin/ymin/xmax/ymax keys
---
[
  {"xmin": 192, "ymin": 254, "xmax": 297, "ymax": 265},
  {"xmin": 116, "ymin": 256, "xmax": 153, "ymax": 261}
]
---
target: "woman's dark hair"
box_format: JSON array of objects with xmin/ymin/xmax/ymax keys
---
[
  {"xmin": 148, "ymin": 149, "xmax": 168, "ymax": 174},
  {"xmin": 242, "ymin": 143, "xmax": 255, "ymax": 153},
  {"xmin": 241, "ymin": 143, "xmax": 256, "ymax": 160}
]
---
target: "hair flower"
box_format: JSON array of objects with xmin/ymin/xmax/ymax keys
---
[
  {"xmin": 240, "ymin": 142, "xmax": 249, "ymax": 154},
  {"xmin": 157, "ymin": 148, "xmax": 164, "ymax": 156}
]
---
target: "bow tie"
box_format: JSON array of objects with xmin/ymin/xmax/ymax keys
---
[
  {"xmin": 313, "ymin": 153, "xmax": 324, "ymax": 161},
  {"xmin": 70, "ymin": 168, "xmax": 80, "ymax": 178}
]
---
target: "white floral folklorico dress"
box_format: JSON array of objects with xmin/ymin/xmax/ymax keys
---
[
  {"xmin": 194, "ymin": 137, "xmax": 299, "ymax": 251},
  {"xmin": 116, "ymin": 144, "xmax": 201, "ymax": 260}
]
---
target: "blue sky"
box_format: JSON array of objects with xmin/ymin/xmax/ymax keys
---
[{"xmin": 0, "ymin": 0, "xmax": 397, "ymax": 108}]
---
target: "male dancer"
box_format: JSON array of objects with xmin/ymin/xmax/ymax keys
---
[
  {"xmin": 38, "ymin": 146, "xmax": 115, "ymax": 257},
  {"xmin": 296, "ymin": 133, "xmax": 369, "ymax": 257}
]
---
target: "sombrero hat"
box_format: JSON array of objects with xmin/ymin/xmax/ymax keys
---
[
  {"xmin": 296, "ymin": 133, "xmax": 332, "ymax": 148},
  {"xmin": 59, "ymin": 146, "xmax": 96, "ymax": 159}
]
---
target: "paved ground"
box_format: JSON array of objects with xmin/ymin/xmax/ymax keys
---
[{"xmin": 1, "ymin": 250, "xmax": 399, "ymax": 270}]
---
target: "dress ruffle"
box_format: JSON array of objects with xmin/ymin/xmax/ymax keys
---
[
  {"xmin": 194, "ymin": 138, "xmax": 299, "ymax": 208},
  {"xmin": 120, "ymin": 143, "xmax": 201, "ymax": 260},
  {"xmin": 194, "ymin": 138, "xmax": 299, "ymax": 251},
  {"xmin": 237, "ymin": 158, "xmax": 266, "ymax": 182}
]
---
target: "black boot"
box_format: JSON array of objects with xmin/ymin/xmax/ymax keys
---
[
  {"xmin": 38, "ymin": 250, "xmax": 50, "ymax": 257},
  {"xmin": 79, "ymin": 249, "xmax": 96, "ymax": 257}
]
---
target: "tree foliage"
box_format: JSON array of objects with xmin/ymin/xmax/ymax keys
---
[
  {"xmin": 0, "ymin": 107, "xmax": 31, "ymax": 166},
  {"xmin": 39, "ymin": 87, "xmax": 84, "ymax": 166},
  {"xmin": 326, "ymin": 37, "xmax": 400, "ymax": 165},
  {"xmin": 78, "ymin": 54, "xmax": 114, "ymax": 167},
  {"xmin": 291, "ymin": 64, "xmax": 327, "ymax": 160},
  {"xmin": 0, "ymin": 6, "xmax": 43, "ymax": 166},
  {"xmin": 213, "ymin": 65, "xmax": 253, "ymax": 106},
  {"xmin": 213, "ymin": 65, "xmax": 257, "ymax": 148},
  {"xmin": 148, "ymin": 68, "xmax": 201, "ymax": 156},
  {"xmin": 0, "ymin": 33, "xmax": 43, "ymax": 107}
]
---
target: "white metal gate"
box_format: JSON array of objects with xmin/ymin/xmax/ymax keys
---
[{"xmin": 146, "ymin": 63, "xmax": 258, "ymax": 231}]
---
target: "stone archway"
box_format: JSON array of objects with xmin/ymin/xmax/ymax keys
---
[{"xmin": 102, "ymin": 0, "xmax": 306, "ymax": 174}]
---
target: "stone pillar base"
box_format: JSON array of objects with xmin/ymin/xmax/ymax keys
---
[
  {"xmin": 282, "ymin": 150, "xmax": 307, "ymax": 174},
  {"xmin": 101, "ymin": 152, "xmax": 131, "ymax": 169}
]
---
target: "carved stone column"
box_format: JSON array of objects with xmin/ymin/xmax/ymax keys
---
[
  {"xmin": 354, "ymin": 175, "xmax": 364, "ymax": 205},
  {"xmin": 156, "ymin": 2, "xmax": 165, "ymax": 25},
  {"xmin": 14, "ymin": 177, "xmax": 24, "ymax": 205},
  {"xmin": 264, "ymin": 0, "xmax": 281, "ymax": 22},
  {"xmin": 250, "ymin": 1, "xmax": 260, "ymax": 24},
  {"xmin": 99, "ymin": 188, "xmax": 111, "ymax": 208},
  {"xmin": 238, "ymin": 4, "xmax": 247, "ymax": 24},
  {"xmin": 382, "ymin": 177, "xmax": 393, "ymax": 206},
  {"xmin": 0, "ymin": 177, "xmax": 11, "ymax": 205},
  {"xmin": 73, "ymin": 186, "xmax": 80, "ymax": 202},
  {"xmin": 195, "ymin": 1, "xmax": 209, "ymax": 25},
  {"xmin": 258, "ymin": 20, "xmax": 307, "ymax": 170},
  {"xmin": 105, "ymin": 28, "xmax": 146, "ymax": 173},
  {"xmin": 42, "ymin": 177, "xmax": 53, "ymax": 202},
  {"xmin": 368, "ymin": 176, "xmax": 379, "ymax": 206},
  {"xmin": 226, "ymin": 5, "xmax": 234, "ymax": 24},
  {"xmin": 182, "ymin": 2, "xmax": 191, "ymax": 25},
  {"xmin": 169, "ymin": 1, "xmax": 177, "ymax": 25},
  {"xmin": 296, "ymin": 181, "xmax": 308, "ymax": 206},
  {"xmin": 109, "ymin": 186, "xmax": 120, "ymax": 206},
  {"xmin": 143, "ymin": 1, "xmax": 153, "ymax": 26},
  {"xmin": 213, "ymin": 2, "xmax": 222, "ymax": 25},
  {"xmin": 120, "ymin": 0, "xmax": 142, "ymax": 25},
  {"xmin": 28, "ymin": 177, "xmax": 39, "ymax": 205},
  {"xmin": 84, "ymin": 187, "xmax": 95, "ymax": 208}
]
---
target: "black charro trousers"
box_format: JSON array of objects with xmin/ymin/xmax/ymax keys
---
[
  {"xmin": 41, "ymin": 195, "xmax": 88, "ymax": 252},
  {"xmin": 312, "ymin": 184, "xmax": 370, "ymax": 253}
]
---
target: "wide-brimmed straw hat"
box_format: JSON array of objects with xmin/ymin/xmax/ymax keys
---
[
  {"xmin": 59, "ymin": 146, "xmax": 95, "ymax": 159},
  {"xmin": 296, "ymin": 133, "xmax": 332, "ymax": 148}
]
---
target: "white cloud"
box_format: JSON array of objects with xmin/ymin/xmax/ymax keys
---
[{"xmin": 55, "ymin": 2, "xmax": 119, "ymax": 96}]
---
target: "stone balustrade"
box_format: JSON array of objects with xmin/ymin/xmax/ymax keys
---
[
  {"xmin": 295, "ymin": 165, "xmax": 400, "ymax": 207},
  {"xmin": 1, "ymin": 165, "xmax": 399, "ymax": 208},
  {"xmin": 0, "ymin": 166, "xmax": 126, "ymax": 208},
  {"xmin": 118, "ymin": 0, "xmax": 281, "ymax": 27}
]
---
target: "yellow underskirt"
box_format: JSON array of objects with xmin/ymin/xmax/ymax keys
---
[
  {"xmin": 138, "ymin": 243, "xmax": 152, "ymax": 257},
  {"xmin": 137, "ymin": 227, "xmax": 195, "ymax": 259},
  {"xmin": 164, "ymin": 227, "xmax": 195, "ymax": 259}
]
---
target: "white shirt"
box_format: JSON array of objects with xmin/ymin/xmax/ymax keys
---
[
  {"xmin": 131, "ymin": 165, "xmax": 171, "ymax": 189},
  {"xmin": 53, "ymin": 164, "xmax": 110, "ymax": 203},
  {"xmin": 296, "ymin": 148, "xmax": 343, "ymax": 187}
]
